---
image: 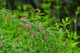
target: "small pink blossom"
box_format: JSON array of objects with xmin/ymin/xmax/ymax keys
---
[
  {"xmin": 4, "ymin": 17, "xmax": 6, "ymax": 19},
  {"xmin": 20, "ymin": 29, "xmax": 22, "ymax": 32},
  {"xmin": 41, "ymin": 31, "xmax": 44, "ymax": 33},
  {"xmin": 33, "ymin": 14, "xmax": 35, "ymax": 18},
  {"xmin": 27, "ymin": 24, "xmax": 30, "ymax": 28},
  {"xmin": 31, "ymin": 33, "xmax": 34, "ymax": 37},
  {"xmin": 44, "ymin": 36, "xmax": 48, "ymax": 39},
  {"xmin": 37, "ymin": 8, "xmax": 40, "ymax": 10},
  {"xmin": 18, "ymin": 24, "xmax": 20, "ymax": 26},
  {"xmin": 55, "ymin": 25, "xmax": 57, "ymax": 27},
  {"xmin": 22, "ymin": 17, "xmax": 25, "ymax": 20},
  {"xmin": 35, "ymin": 23, "xmax": 37, "ymax": 25},
  {"xmin": 52, "ymin": 49, "xmax": 55, "ymax": 51},
  {"xmin": 38, "ymin": 26, "xmax": 41, "ymax": 29},
  {"xmin": 15, "ymin": 50, "xmax": 18, "ymax": 52},
  {"xmin": 23, "ymin": 25, "xmax": 26, "ymax": 27},
  {"xmin": 17, "ymin": 39, "xmax": 20, "ymax": 41},
  {"xmin": 24, "ymin": 35, "xmax": 26, "ymax": 36}
]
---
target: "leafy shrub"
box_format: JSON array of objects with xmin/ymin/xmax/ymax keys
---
[{"xmin": 0, "ymin": 9, "xmax": 80, "ymax": 53}]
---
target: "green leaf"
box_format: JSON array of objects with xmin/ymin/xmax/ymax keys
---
[
  {"xmin": 77, "ymin": 6, "xmax": 80, "ymax": 11},
  {"xmin": 74, "ymin": 19, "xmax": 76, "ymax": 23},
  {"xmin": 54, "ymin": 5, "xmax": 61, "ymax": 10},
  {"xmin": 75, "ymin": 11, "xmax": 79, "ymax": 15},
  {"xmin": 66, "ymin": 17, "xmax": 69, "ymax": 22},
  {"xmin": 71, "ymin": 42, "xmax": 79, "ymax": 48},
  {"xmin": 62, "ymin": 19, "xmax": 65, "ymax": 23}
]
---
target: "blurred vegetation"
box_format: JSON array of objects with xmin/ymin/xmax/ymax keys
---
[
  {"xmin": 0, "ymin": 0, "xmax": 80, "ymax": 33},
  {"xmin": 0, "ymin": 8, "xmax": 80, "ymax": 53},
  {"xmin": 0, "ymin": 0, "xmax": 80, "ymax": 53}
]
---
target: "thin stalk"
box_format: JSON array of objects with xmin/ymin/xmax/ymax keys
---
[
  {"xmin": 75, "ymin": 15, "xmax": 77, "ymax": 32},
  {"xmin": 56, "ymin": 0, "xmax": 60, "ymax": 22}
]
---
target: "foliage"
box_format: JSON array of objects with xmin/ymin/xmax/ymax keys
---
[
  {"xmin": 0, "ymin": 0, "xmax": 80, "ymax": 53},
  {"xmin": 0, "ymin": 9, "xmax": 80, "ymax": 53}
]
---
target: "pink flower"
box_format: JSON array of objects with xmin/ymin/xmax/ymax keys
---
[
  {"xmin": 15, "ymin": 50, "xmax": 18, "ymax": 52},
  {"xmin": 37, "ymin": 8, "xmax": 40, "ymax": 10},
  {"xmin": 20, "ymin": 29, "xmax": 22, "ymax": 32},
  {"xmin": 22, "ymin": 17, "xmax": 25, "ymax": 20},
  {"xmin": 35, "ymin": 23, "xmax": 37, "ymax": 25},
  {"xmin": 26, "ymin": 24, "xmax": 30, "ymax": 28},
  {"xmin": 38, "ymin": 26, "xmax": 41, "ymax": 29},
  {"xmin": 24, "ymin": 35, "xmax": 26, "ymax": 36},
  {"xmin": 4, "ymin": 17, "xmax": 6, "ymax": 19},
  {"xmin": 31, "ymin": 33, "xmax": 34, "ymax": 37},
  {"xmin": 23, "ymin": 25, "xmax": 26, "ymax": 27},
  {"xmin": 18, "ymin": 24, "xmax": 20, "ymax": 26},
  {"xmin": 52, "ymin": 49, "xmax": 55, "ymax": 51},
  {"xmin": 44, "ymin": 36, "xmax": 47, "ymax": 39},
  {"xmin": 41, "ymin": 31, "xmax": 44, "ymax": 33},
  {"xmin": 33, "ymin": 14, "xmax": 35, "ymax": 18},
  {"xmin": 55, "ymin": 25, "xmax": 57, "ymax": 27},
  {"xmin": 17, "ymin": 39, "xmax": 20, "ymax": 41}
]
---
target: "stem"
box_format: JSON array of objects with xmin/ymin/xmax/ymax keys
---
[
  {"xmin": 69, "ymin": 23, "xmax": 71, "ymax": 31},
  {"xmin": 56, "ymin": 0, "xmax": 60, "ymax": 22},
  {"xmin": 75, "ymin": 15, "xmax": 77, "ymax": 32}
]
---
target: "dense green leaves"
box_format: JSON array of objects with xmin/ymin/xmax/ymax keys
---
[{"xmin": 0, "ymin": 8, "xmax": 80, "ymax": 53}]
